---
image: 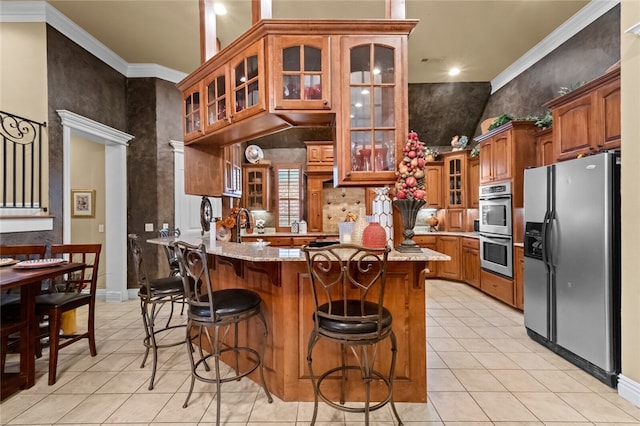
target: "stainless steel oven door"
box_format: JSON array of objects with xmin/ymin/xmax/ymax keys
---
[
  {"xmin": 479, "ymin": 195, "xmax": 512, "ymax": 235},
  {"xmin": 479, "ymin": 233, "xmax": 513, "ymax": 278}
]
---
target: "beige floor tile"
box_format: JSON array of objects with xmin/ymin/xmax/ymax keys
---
[
  {"xmin": 296, "ymin": 401, "xmax": 345, "ymax": 422},
  {"xmin": 7, "ymin": 394, "xmax": 85, "ymax": 424},
  {"xmin": 452, "ymin": 369, "xmax": 507, "ymax": 391},
  {"xmin": 441, "ymin": 325, "xmax": 481, "ymax": 338},
  {"xmin": 56, "ymin": 393, "xmax": 129, "ymax": 424},
  {"xmin": 426, "ymin": 326, "xmax": 451, "ymax": 338},
  {"xmin": 472, "ymin": 351, "xmax": 521, "ymax": 370},
  {"xmin": 505, "ymin": 352, "xmax": 560, "ymax": 370},
  {"xmin": 94, "ymin": 370, "xmax": 150, "ymax": 393},
  {"xmin": 487, "ymin": 337, "xmax": 533, "ymax": 353},
  {"xmin": 85, "ymin": 353, "xmax": 140, "ymax": 372},
  {"xmin": 513, "ymin": 392, "xmax": 588, "ymax": 422},
  {"xmin": 565, "ymin": 369, "xmax": 619, "ymax": 393},
  {"xmin": 394, "ymin": 401, "xmax": 441, "ymax": 422},
  {"xmin": 0, "ymin": 393, "xmax": 47, "ymax": 424},
  {"xmin": 52, "ymin": 371, "xmax": 118, "ymax": 394},
  {"xmin": 428, "ymin": 391, "xmax": 490, "ymax": 422},
  {"xmin": 489, "ymin": 369, "xmax": 548, "ymax": 392},
  {"xmin": 599, "ymin": 392, "xmax": 640, "ymax": 420},
  {"xmin": 471, "ymin": 391, "xmax": 538, "ymax": 421},
  {"xmin": 456, "ymin": 337, "xmax": 500, "ymax": 353},
  {"xmin": 438, "ymin": 351, "xmax": 483, "ymax": 369},
  {"xmin": 428, "ymin": 337, "xmax": 465, "ymax": 352},
  {"xmin": 556, "ymin": 392, "xmax": 638, "ymax": 423},
  {"xmin": 104, "ymin": 393, "xmax": 173, "ymax": 423},
  {"xmin": 246, "ymin": 393, "xmax": 297, "ymax": 423},
  {"xmin": 471, "ymin": 326, "xmax": 511, "ymax": 339},
  {"xmin": 427, "ymin": 368, "xmax": 465, "ymax": 392},
  {"xmin": 426, "ymin": 351, "xmax": 448, "ymax": 369},
  {"xmin": 528, "ymin": 370, "xmax": 592, "ymax": 393},
  {"xmin": 152, "ymin": 392, "xmax": 211, "ymax": 423}
]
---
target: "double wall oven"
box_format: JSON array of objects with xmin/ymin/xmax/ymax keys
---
[{"xmin": 478, "ymin": 182, "xmax": 513, "ymax": 278}]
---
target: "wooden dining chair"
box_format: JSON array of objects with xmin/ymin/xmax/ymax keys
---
[
  {"xmin": 0, "ymin": 245, "xmax": 48, "ymax": 373},
  {"xmin": 34, "ymin": 244, "xmax": 102, "ymax": 385}
]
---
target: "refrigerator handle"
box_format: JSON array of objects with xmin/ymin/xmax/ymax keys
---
[{"xmin": 541, "ymin": 210, "xmax": 551, "ymax": 268}]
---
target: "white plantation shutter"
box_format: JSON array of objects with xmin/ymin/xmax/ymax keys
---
[{"xmin": 276, "ymin": 164, "xmax": 302, "ymax": 228}]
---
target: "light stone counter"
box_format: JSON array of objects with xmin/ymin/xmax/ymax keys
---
[{"xmin": 148, "ymin": 232, "xmax": 450, "ymax": 263}]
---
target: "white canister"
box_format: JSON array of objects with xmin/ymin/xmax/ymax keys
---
[{"xmin": 298, "ymin": 220, "xmax": 307, "ymax": 234}]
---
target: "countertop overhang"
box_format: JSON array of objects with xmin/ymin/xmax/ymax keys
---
[{"xmin": 148, "ymin": 232, "xmax": 450, "ymax": 263}]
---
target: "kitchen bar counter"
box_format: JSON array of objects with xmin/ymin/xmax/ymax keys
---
[{"xmin": 149, "ymin": 233, "xmax": 449, "ymax": 403}]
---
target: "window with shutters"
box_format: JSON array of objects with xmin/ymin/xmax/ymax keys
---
[{"xmin": 275, "ymin": 163, "xmax": 303, "ymax": 231}]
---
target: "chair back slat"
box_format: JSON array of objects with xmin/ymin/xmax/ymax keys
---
[
  {"xmin": 158, "ymin": 228, "xmax": 181, "ymax": 276},
  {"xmin": 49, "ymin": 244, "xmax": 102, "ymax": 294},
  {"xmin": 0, "ymin": 244, "xmax": 47, "ymax": 260}
]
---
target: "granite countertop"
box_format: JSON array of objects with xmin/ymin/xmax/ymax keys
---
[
  {"xmin": 413, "ymin": 226, "xmax": 480, "ymax": 238},
  {"xmin": 149, "ymin": 232, "xmax": 450, "ymax": 263}
]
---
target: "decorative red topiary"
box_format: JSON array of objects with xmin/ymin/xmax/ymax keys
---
[{"xmin": 394, "ymin": 131, "xmax": 426, "ymax": 200}]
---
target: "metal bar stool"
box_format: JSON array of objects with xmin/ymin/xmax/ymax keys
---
[
  {"xmin": 302, "ymin": 243, "xmax": 401, "ymax": 426},
  {"xmin": 173, "ymin": 240, "xmax": 272, "ymax": 425},
  {"xmin": 128, "ymin": 234, "xmax": 185, "ymax": 390}
]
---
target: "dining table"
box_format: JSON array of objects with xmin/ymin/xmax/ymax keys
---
[{"xmin": 0, "ymin": 261, "xmax": 85, "ymax": 401}]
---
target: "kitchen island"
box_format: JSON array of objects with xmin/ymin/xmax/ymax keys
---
[{"xmin": 149, "ymin": 233, "xmax": 449, "ymax": 402}]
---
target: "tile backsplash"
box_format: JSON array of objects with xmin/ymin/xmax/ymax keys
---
[{"xmin": 322, "ymin": 186, "xmax": 366, "ymax": 233}]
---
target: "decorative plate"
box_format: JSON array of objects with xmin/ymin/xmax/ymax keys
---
[
  {"xmin": 245, "ymin": 145, "xmax": 264, "ymax": 164},
  {"xmin": 14, "ymin": 258, "xmax": 68, "ymax": 269},
  {"xmin": 216, "ymin": 222, "xmax": 232, "ymax": 242},
  {"xmin": 0, "ymin": 258, "xmax": 19, "ymax": 267}
]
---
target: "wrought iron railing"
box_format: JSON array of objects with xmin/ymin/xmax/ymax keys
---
[{"xmin": 1, "ymin": 111, "xmax": 46, "ymax": 210}]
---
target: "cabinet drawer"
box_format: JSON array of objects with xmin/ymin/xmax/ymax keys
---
[
  {"xmin": 264, "ymin": 237, "xmax": 293, "ymax": 246},
  {"xmin": 413, "ymin": 235, "xmax": 437, "ymax": 246},
  {"xmin": 461, "ymin": 237, "xmax": 479, "ymax": 250},
  {"xmin": 480, "ymin": 270, "xmax": 514, "ymax": 305}
]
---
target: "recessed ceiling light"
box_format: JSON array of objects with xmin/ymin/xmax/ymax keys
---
[
  {"xmin": 448, "ymin": 67, "xmax": 461, "ymax": 76},
  {"xmin": 214, "ymin": 3, "xmax": 227, "ymax": 15}
]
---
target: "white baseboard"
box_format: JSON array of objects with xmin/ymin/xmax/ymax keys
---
[
  {"xmin": 618, "ymin": 374, "xmax": 640, "ymax": 408},
  {"xmin": 95, "ymin": 289, "xmax": 136, "ymax": 302}
]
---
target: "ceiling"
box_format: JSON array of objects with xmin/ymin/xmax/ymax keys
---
[{"xmin": 44, "ymin": 0, "xmax": 590, "ymax": 84}]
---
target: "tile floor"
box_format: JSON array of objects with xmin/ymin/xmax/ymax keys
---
[{"xmin": 1, "ymin": 279, "xmax": 639, "ymax": 425}]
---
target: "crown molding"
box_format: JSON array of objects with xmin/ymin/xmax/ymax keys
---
[
  {"xmin": 491, "ymin": 0, "xmax": 620, "ymax": 94},
  {"xmin": 0, "ymin": 1, "xmax": 185, "ymax": 83},
  {"xmin": 57, "ymin": 109, "xmax": 134, "ymax": 146},
  {"xmin": 626, "ymin": 22, "xmax": 640, "ymax": 37}
]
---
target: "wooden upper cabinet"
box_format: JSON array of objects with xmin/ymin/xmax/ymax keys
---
[
  {"xmin": 305, "ymin": 141, "xmax": 334, "ymax": 173},
  {"xmin": 467, "ymin": 157, "xmax": 479, "ymax": 209},
  {"xmin": 272, "ymin": 36, "xmax": 331, "ymax": 110},
  {"xmin": 475, "ymin": 121, "xmax": 537, "ymax": 206},
  {"xmin": 425, "ymin": 162, "xmax": 443, "ymax": 208},
  {"xmin": 336, "ymin": 35, "xmax": 408, "ymax": 186},
  {"xmin": 230, "ymin": 39, "xmax": 266, "ymax": 123},
  {"xmin": 441, "ymin": 151, "xmax": 468, "ymax": 209},
  {"xmin": 544, "ymin": 66, "xmax": 620, "ymax": 162},
  {"xmin": 183, "ymin": 144, "xmax": 224, "ymax": 196},
  {"xmin": 204, "ymin": 66, "xmax": 231, "ymax": 133},
  {"xmin": 183, "ymin": 81, "xmax": 204, "ymax": 142},
  {"xmin": 243, "ymin": 163, "xmax": 271, "ymax": 211},
  {"xmin": 223, "ymin": 144, "xmax": 242, "ymax": 197},
  {"xmin": 536, "ymin": 128, "xmax": 554, "ymax": 167}
]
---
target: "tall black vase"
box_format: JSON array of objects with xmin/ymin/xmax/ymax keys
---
[{"xmin": 393, "ymin": 198, "xmax": 426, "ymax": 252}]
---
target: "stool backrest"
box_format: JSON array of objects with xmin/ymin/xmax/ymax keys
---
[
  {"xmin": 128, "ymin": 234, "xmax": 150, "ymax": 292},
  {"xmin": 302, "ymin": 243, "xmax": 391, "ymax": 339},
  {"xmin": 172, "ymin": 241, "xmax": 215, "ymax": 322},
  {"xmin": 158, "ymin": 228, "xmax": 181, "ymax": 276}
]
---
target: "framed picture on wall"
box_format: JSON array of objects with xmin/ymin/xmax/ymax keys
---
[{"xmin": 71, "ymin": 189, "xmax": 96, "ymax": 218}]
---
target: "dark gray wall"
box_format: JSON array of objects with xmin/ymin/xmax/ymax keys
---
[
  {"xmin": 408, "ymin": 82, "xmax": 491, "ymax": 148},
  {"xmin": 479, "ymin": 5, "xmax": 620, "ymax": 135}
]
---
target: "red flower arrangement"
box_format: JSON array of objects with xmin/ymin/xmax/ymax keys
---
[{"xmin": 394, "ymin": 131, "xmax": 426, "ymax": 200}]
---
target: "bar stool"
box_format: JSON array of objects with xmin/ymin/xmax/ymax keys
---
[
  {"xmin": 128, "ymin": 234, "xmax": 185, "ymax": 390},
  {"xmin": 301, "ymin": 243, "xmax": 401, "ymax": 426},
  {"xmin": 172, "ymin": 240, "xmax": 272, "ymax": 425}
]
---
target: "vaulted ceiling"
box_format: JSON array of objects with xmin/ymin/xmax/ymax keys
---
[{"xmin": 45, "ymin": 0, "xmax": 590, "ymax": 85}]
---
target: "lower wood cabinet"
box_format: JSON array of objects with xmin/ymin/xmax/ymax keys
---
[
  {"xmin": 242, "ymin": 235, "xmax": 338, "ymax": 247},
  {"xmin": 480, "ymin": 269, "xmax": 514, "ymax": 306},
  {"xmin": 413, "ymin": 235, "xmax": 438, "ymax": 278},
  {"xmin": 461, "ymin": 237, "xmax": 480, "ymax": 288},
  {"xmin": 514, "ymin": 246, "xmax": 524, "ymax": 310},
  {"xmin": 436, "ymin": 236, "xmax": 460, "ymax": 281}
]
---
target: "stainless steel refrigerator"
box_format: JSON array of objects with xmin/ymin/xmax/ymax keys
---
[{"xmin": 523, "ymin": 151, "xmax": 621, "ymax": 387}]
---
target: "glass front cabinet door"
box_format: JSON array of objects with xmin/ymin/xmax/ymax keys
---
[
  {"xmin": 243, "ymin": 164, "xmax": 271, "ymax": 211},
  {"xmin": 272, "ymin": 36, "xmax": 331, "ymax": 110},
  {"xmin": 230, "ymin": 39, "xmax": 266, "ymax": 123},
  {"xmin": 337, "ymin": 36, "xmax": 406, "ymax": 185},
  {"xmin": 204, "ymin": 66, "xmax": 231, "ymax": 133},
  {"xmin": 183, "ymin": 81, "xmax": 204, "ymax": 142}
]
